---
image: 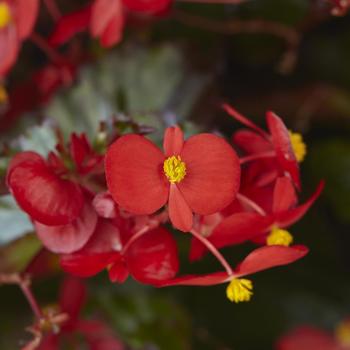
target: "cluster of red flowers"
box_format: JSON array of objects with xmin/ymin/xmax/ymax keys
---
[{"xmin": 6, "ymin": 105, "xmax": 323, "ymax": 303}]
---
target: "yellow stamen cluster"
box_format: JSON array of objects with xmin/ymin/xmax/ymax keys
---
[
  {"xmin": 226, "ymin": 278, "xmax": 253, "ymax": 303},
  {"xmin": 0, "ymin": 85, "xmax": 8, "ymax": 104},
  {"xmin": 289, "ymin": 131, "xmax": 307, "ymax": 163},
  {"xmin": 335, "ymin": 320, "xmax": 350, "ymax": 347},
  {"xmin": 267, "ymin": 227, "xmax": 293, "ymax": 247},
  {"xmin": 163, "ymin": 155, "xmax": 186, "ymax": 184},
  {"xmin": 0, "ymin": 3, "xmax": 12, "ymax": 29}
]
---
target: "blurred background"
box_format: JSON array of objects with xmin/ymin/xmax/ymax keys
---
[{"xmin": 1, "ymin": 0, "xmax": 350, "ymax": 349}]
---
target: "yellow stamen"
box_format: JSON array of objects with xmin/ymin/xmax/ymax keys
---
[
  {"xmin": 0, "ymin": 3, "xmax": 12, "ymax": 29},
  {"xmin": 226, "ymin": 278, "xmax": 253, "ymax": 303},
  {"xmin": 163, "ymin": 155, "xmax": 186, "ymax": 184},
  {"xmin": 267, "ymin": 227, "xmax": 293, "ymax": 247},
  {"xmin": 0, "ymin": 85, "xmax": 8, "ymax": 104},
  {"xmin": 335, "ymin": 320, "xmax": 350, "ymax": 347},
  {"xmin": 289, "ymin": 131, "xmax": 307, "ymax": 163}
]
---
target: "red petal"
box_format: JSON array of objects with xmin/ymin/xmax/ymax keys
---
[
  {"xmin": 276, "ymin": 326, "xmax": 337, "ymax": 350},
  {"xmin": 156, "ymin": 271, "xmax": 228, "ymax": 287},
  {"xmin": 233, "ymin": 129, "xmax": 272, "ymax": 154},
  {"xmin": 59, "ymin": 277, "xmax": 86, "ymax": 323},
  {"xmin": 100, "ymin": 9, "xmax": 124, "ymax": 47},
  {"xmin": 223, "ymin": 104, "xmax": 268, "ymax": 138},
  {"xmin": 49, "ymin": 6, "xmax": 91, "ymax": 47},
  {"xmin": 8, "ymin": 152, "xmax": 84, "ymax": 225},
  {"xmin": 123, "ymin": 0, "xmax": 171, "ymax": 13},
  {"xmin": 276, "ymin": 180, "xmax": 325, "ymax": 228},
  {"xmin": 15, "ymin": 0, "xmax": 39, "ymax": 39},
  {"xmin": 266, "ymin": 111, "xmax": 301, "ymax": 189},
  {"xmin": 126, "ymin": 226, "xmax": 179, "ymax": 284},
  {"xmin": 235, "ymin": 245, "xmax": 309, "ymax": 277},
  {"xmin": 0, "ymin": 26, "xmax": 19, "ymax": 76},
  {"xmin": 163, "ymin": 125, "xmax": 184, "ymax": 157},
  {"xmin": 105, "ymin": 134, "xmax": 169, "ymax": 214},
  {"xmin": 92, "ymin": 192, "xmax": 117, "ymax": 219},
  {"xmin": 178, "ymin": 134, "xmax": 240, "ymax": 215},
  {"xmin": 35, "ymin": 203, "xmax": 97, "ymax": 254},
  {"xmin": 207, "ymin": 212, "xmax": 273, "ymax": 251},
  {"xmin": 60, "ymin": 252, "xmax": 119, "ymax": 277},
  {"xmin": 90, "ymin": 0, "xmax": 120, "ymax": 37},
  {"xmin": 168, "ymin": 184, "xmax": 193, "ymax": 232},
  {"xmin": 108, "ymin": 260, "xmax": 129, "ymax": 283},
  {"xmin": 272, "ymin": 176, "xmax": 297, "ymax": 213}
]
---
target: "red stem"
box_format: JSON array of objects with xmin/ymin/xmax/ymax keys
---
[
  {"xmin": 30, "ymin": 32, "xmax": 64, "ymax": 64},
  {"xmin": 239, "ymin": 151, "xmax": 275, "ymax": 164},
  {"xmin": 236, "ymin": 193, "xmax": 266, "ymax": 216},
  {"xmin": 43, "ymin": 0, "xmax": 61, "ymax": 21},
  {"xmin": 190, "ymin": 229, "xmax": 233, "ymax": 276},
  {"xmin": 19, "ymin": 281, "xmax": 43, "ymax": 319}
]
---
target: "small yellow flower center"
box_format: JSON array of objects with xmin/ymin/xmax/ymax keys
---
[
  {"xmin": 0, "ymin": 85, "xmax": 8, "ymax": 104},
  {"xmin": 335, "ymin": 320, "xmax": 350, "ymax": 347},
  {"xmin": 226, "ymin": 278, "xmax": 253, "ymax": 303},
  {"xmin": 289, "ymin": 131, "xmax": 307, "ymax": 163},
  {"xmin": 267, "ymin": 227, "xmax": 293, "ymax": 247},
  {"xmin": 163, "ymin": 155, "xmax": 186, "ymax": 184},
  {"xmin": 0, "ymin": 3, "xmax": 12, "ymax": 29}
]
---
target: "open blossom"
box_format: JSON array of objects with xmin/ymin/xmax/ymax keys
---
[
  {"xmin": 190, "ymin": 176, "xmax": 323, "ymax": 260},
  {"xmin": 276, "ymin": 319, "xmax": 350, "ymax": 350},
  {"xmin": 49, "ymin": 0, "xmax": 172, "ymax": 48},
  {"xmin": 224, "ymin": 104, "xmax": 306, "ymax": 189},
  {"xmin": 105, "ymin": 125, "xmax": 240, "ymax": 232},
  {"xmin": 0, "ymin": 0, "xmax": 39, "ymax": 76},
  {"xmin": 156, "ymin": 244, "xmax": 308, "ymax": 303}
]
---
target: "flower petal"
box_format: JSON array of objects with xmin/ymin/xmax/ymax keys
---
[
  {"xmin": 179, "ymin": 134, "xmax": 240, "ymax": 215},
  {"xmin": 90, "ymin": 0, "xmax": 120, "ymax": 37},
  {"xmin": 15, "ymin": 0, "xmax": 39, "ymax": 39},
  {"xmin": 235, "ymin": 245, "xmax": 309, "ymax": 277},
  {"xmin": 8, "ymin": 152, "xmax": 84, "ymax": 225},
  {"xmin": 126, "ymin": 226, "xmax": 179, "ymax": 284},
  {"xmin": 123, "ymin": 0, "xmax": 171, "ymax": 13},
  {"xmin": 272, "ymin": 176, "xmax": 297, "ymax": 213},
  {"xmin": 100, "ymin": 9, "xmax": 124, "ymax": 47},
  {"xmin": 168, "ymin": 184, "xmax": 193, "ymax": 232},
  {"xmin": 276, "ymin": 180, "xmax": 325, "ymax": 228},
  {"xmin": 35, "ymin": 203, "xmax": 97, "ymax": 254},
  {"xmin": 233, "ymin": 129, "xmax": 272, "ymax": 154},
  {"xmin": 266, "ymin": 111, "xmax": 301, "ymax": 189},
  {"xmin": 105, "ymin": 134, "xmax": 169, "ymax": 214},
  {"xmin": 163, "ymin": 125, "xmax": 184, "ymax": 157},
  {"xmin": 223, "ymin": 104, "xmax": 268, "ymax": 137},
  {"xmin": 0, "ymin": 26, "xmax": 19, "ymax": 76},
  {"xmin": 108, "ymin": 260, "xmax": 129, "ymax": 283}
]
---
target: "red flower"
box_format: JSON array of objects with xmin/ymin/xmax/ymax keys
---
[
  {"xmin": 191, "ymin": 176, "xmax": 324, "ymax": 260},
  {"xmin": 60, "ymin": 220, "xmax": 179, "ymax": 285},
  {"xmin": 105, "ymin": 125, "xmax": 240, "ymax": 231},
  {"xmin": 157, "ymin": 244, "xmax": 308, "ymax": 302},
  {"xmin": 0, "ymin": 0, "xmax": 39, "ymax": 76},
  {"xmin": 223, "ymin": 104, "xmax": 306, "ymax": 189},
  {"xmin": 276, "ymin": 320, "xmax": 350, "ymax": 350},
  {"xmin": 49, "ymin": 0, "xmax": 171, "ymax": 48},
  {"xmin": 38, "ymin": 277, "xmax": 124, "ymax": 350}
]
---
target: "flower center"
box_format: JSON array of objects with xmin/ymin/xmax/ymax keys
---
[
  {"xmin": 335, "ymin": 320, "xmax": 350, "ymax": 347},
  {"xmin": 0, "ymin": 3, "xmax": 12, "ymax": 29},
  {"xmin": 163, "ymin": 155, "xmax": 186, "ymax": 184},
  {"xmin": 267, "ymin": 227, "xmax": 293, "ymax": 246},
  {"xmin": 226, "ymin": 278, "xmax": 253, "ymax": 303},
  {"xmin": 289, "ymin": 131, "xmax": 307, "ymax": 163}
]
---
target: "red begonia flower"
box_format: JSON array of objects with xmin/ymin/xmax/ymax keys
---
[
  {"xmin": 38, "ymin": 277, "xmax": 124, "ymax": 350},
  {"xmin": 105, "ymin": 126, "xmax": 240, "ymax": 231},
  {"xmin": 156, "ymin": 245, "xmax": 308, "ymax": 302},
  {"xmin": 7, "ymin": 151, "xmax": 84, "ymax": 226},
  {"xmin": 123, "ymin": 0, "xmax": 171, "ymax": 13},
  {"xmin": 276, "ymin": 326, "xmax": 343, "ymax": 350},
  {"xmin": 0, "ymin": 0, "xmax": 39, "ymax": 76},
  {"xmin": 60, "ymin": 221, "xmax": 179, "ymax": 285},
  {"xmin": 34, "ymin": 203, "xmax": 98, "ymax": 254},
  {"xmin": 224, "ymin": 104, "xmax": 304, "ymax": 189},
  {"xmin": 191, "ymin": 177, "xmax": 324, "ymax": 259}
]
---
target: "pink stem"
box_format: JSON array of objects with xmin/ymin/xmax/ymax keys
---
[
  {"xmin": 239, "ymin": 151, "xmax": 275, "ymax": 164},
  {"xmin": 43, "ymin": 0, "xmax": 61, "ymax": 20},
  {"xmin": 122, "ymin": 225, "xmax": 151, "ymax": 254},
  {"xmin": 236, "ymin": 193, "xmax": 266, "ymax": 216},
  {"xmin": 19, "ymin": 280, "xmax": 43, "ymax": 319},
  {"xmin": 190, "ymin": 229, "xmax": 233, "ymax": 276}
]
